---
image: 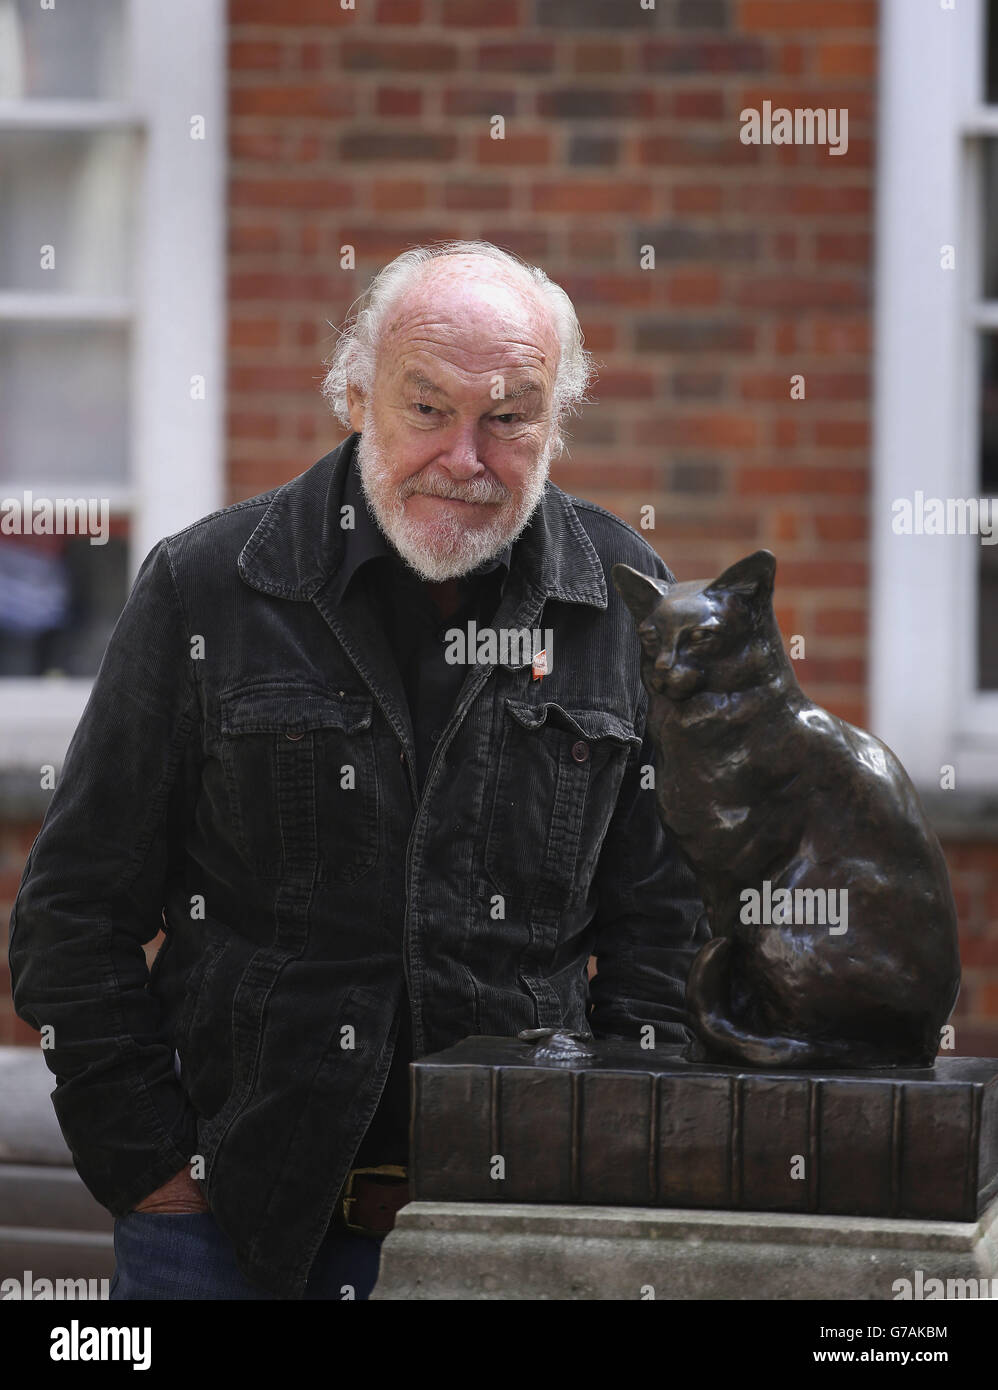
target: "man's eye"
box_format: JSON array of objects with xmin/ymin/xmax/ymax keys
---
[
  {"xmin": 413, "ymin": 402, "xmax": 437, "ymax": 415},
  {"xmin": 491, "ymin": 413, "xmax": 520, "ymax": 425}
]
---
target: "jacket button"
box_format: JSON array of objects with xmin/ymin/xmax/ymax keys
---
[
  {"xmin": 285, "ymin": 731, "xmax": 304, "ymax": 741},
  {"xmin": 571, "ymin": 740, "xmax": 589, "ymax": 763}
]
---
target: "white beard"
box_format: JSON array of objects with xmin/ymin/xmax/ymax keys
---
[{"xmin": 355, "ymin": 417, "xmax": 553, "ymax": 582}]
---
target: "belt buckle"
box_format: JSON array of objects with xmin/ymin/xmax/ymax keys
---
[{"xmin": 341, "ymin": 1164, "xmax": 408, "ymax": 1238}]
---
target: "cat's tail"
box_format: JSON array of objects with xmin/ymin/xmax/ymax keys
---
[{"xmin": 685, "ymin": 937, "xmax": 859, "ymax": 1069}]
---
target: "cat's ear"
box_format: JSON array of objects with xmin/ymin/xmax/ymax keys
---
[
  {"xmin": 705, "ymin": 550, "xmax": 776, "ymax": 602},
  {"xmin": 611, "ymin": 563, "xmax": 672, "ymax": 624}
]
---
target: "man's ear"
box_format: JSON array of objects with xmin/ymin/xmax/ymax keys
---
[
  {"xmin": 611, "ymin": 563, "xmax": 671, "ymax": 625},
  {"xmin": 346, "ymin": 382, "xmax": 367, "ymax": 434}
]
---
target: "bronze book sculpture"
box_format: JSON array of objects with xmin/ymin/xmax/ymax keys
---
[{"xmin": 612, "ymin": 549, "xmax": 961, "ymax": 1070}]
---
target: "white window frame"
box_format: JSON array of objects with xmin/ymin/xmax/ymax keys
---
[
  {"xmin": 872, "ymin": 0, "xmax": 998, "ymax": 791},
  {"xmin": 0, "ymin": 0, "xmax": 226, "ymax": 772}
]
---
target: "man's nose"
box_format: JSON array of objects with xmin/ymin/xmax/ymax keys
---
[{"xmin": 438, "ymin": 423, "xmax": 485, "ymax": 477}]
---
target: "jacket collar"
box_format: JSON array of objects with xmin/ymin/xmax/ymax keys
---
[{"xmin": 237, "ymin": 432, "xmax": 608, "ymax": 610}]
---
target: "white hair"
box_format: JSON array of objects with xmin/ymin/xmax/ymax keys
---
[{"xmin": 320, "ymin": 239, "xmax": 596, "ymax": 456}]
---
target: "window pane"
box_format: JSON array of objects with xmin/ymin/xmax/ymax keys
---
[
  {"xmin": 0, "ymin": 529, "xmax": 129, "ymax": 678},
  {"xmin": 0, "ymin": 130, "xmax": 138, "ymax": 296},
  {"xmin": 0, "ymin": 322, "xmax": 130, "ymax": 485},
  {"xmin": 0, "ymin": 0, "xmax": 126, "ymax": 102}
]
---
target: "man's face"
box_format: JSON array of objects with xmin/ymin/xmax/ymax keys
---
[{"xmin": 347, "ymin": 264, "xmax": 562, "ymax": 582}]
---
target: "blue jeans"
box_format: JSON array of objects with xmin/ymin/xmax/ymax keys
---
[{"xmin": 108, "ymin": 1212, "xmax": 383, "ymax": 1300}]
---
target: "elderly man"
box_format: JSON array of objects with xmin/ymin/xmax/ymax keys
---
[{"xmin": 9, "ymin": 240, "xmax": 707, "ymax": 1300}]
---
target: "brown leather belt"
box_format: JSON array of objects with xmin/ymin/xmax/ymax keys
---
[{"xmin": 335, "ymin": 1165, "xmax": 409, "ymax": 1239}]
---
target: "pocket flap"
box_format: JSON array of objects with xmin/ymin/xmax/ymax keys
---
[
  {"xmin": 503, "ymin": 699, "xmax": 640, "ymax": 747},
  {"xmin": 220, "ymin": 685, "xmax": 373, "ymax": 736}
]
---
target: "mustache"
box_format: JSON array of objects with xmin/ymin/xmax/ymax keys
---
[{"xmin": 399, "ymin": 471, "xmax": 511, "ymax": 505}]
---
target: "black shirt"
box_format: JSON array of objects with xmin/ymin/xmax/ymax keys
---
[{"xmin": 332, "ymin": 451, "xmax": 512, "ymax": 1166}]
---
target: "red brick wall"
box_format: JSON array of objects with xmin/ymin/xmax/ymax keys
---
[{"xmin": 3, "ymin": 0, "xmax": 996, "ymax": 1056}]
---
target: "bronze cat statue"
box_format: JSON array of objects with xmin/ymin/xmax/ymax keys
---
[{"xmin": 612, "ymin": 549, "xmax": 961, "ymax": 1069}]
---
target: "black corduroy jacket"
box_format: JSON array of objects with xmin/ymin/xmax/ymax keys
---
[{"xmin": 9, "ymin": 432, "xmax": 708, "ymax": 1298}]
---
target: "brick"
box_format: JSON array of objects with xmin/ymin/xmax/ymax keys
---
[
  {"xmin": 636, "ymin": 320, "xmax": 755, "ymax": 353},
  {"xmin": 771, "ymin": 419, "xmax": 798, "ymax": 447},
  {"xmin": 666, "ymin": 270, "xmax": 722, "ymax": 307},
  {"xmin": 677, "ymin": 0, "xmax": 730, "ymax": 27},
  {"xmin": 739, "ymin": 2, "xmax": 876, "ymax": 32},
  {"xmin": 671, "ymin": 460, "xmax": 725, "ymax": 493},
  {"xmin": 229, "ymin": 362, "xmax": 327, "ymax": 393},
  {"xmin": 230, "ymin": 0, "xmax": 352, "ymax": 21},
  {"xmin": 442, "ymin": 0, "xmax": 522, "ymax": 22},
  {"xmin": 535, "ymin": 0, "xmax": 658, "ymax": 27},
  {"xmin": 591, "ymin": 369, "xmax": 656, "ymax": 400},
  {"xmin": 229, "ymin": 319, "xmax": 280, "ymax": 349},
  {"xmin": 228, "ymin": 223, "xmax": 283, "ymax": 255},
  {"xmin": 376, "ymin": 87, "xmax": 422, "ymax": 118},
  {"xmin": 810, "ymin": 316, "xmax": 870, "ymax": 355},
  {"xmin": 299, "ymin": 41, "xmax": 322, "ymax": 72},
  {"xmin": 573, "ymin": 41, "xmax": 625, "ymax": 74},
  {"xmin": 479, "ymin": 41, "xmax": 556, "ymax": 72},
  {"xmin": 771, "ymin": 510, "xmax": 798, "ymax": 542},
  {"xmin": 672, "ymin": 184, "xmax": 723, "ymax": 214},
  {"xmin": 815, "ymin": 606, "xmax": 867, "ymax": 636},
  {"xmin": 531, "ymin": 182, "xmax": 652, "ymax": 214},
  {"xmin": 670, "ymin": 90, "xmax": 726, "ymax": 120},
  {"xmin": 647, "ymin": 515, "xmax": 759, "ymax": 542},
  {"xmin": 443, "ymin": 182, "xmax": 511, "ymax": 211},
  {"xmin": 231, "ymin": 179, "xmax": 354, "ymax": 210},
  {"xmin": 633, "ymin": 224, "xmax": 759, "ymax": 262},
  {"xmin": 568, "ymin": 135, "xmax": 619, "ymax": 166},
  {"xmin": 777, "ymin": 561, "xmax": 868, "ymax": 588},
  {"xmin": 817, "ymin": 42, "xmax": 876, "ymax": 78},
  {"xmin": 814, "ymin": 513, "xmax": 867, "ymax": 543},
  {"xmin": 341, "ymin": 41, "xmax": 459, "ymax": 71},
  {"xmin": 336, "ymin": 226, "xmax": 454, "ymax": 259},
  {"xmin": 371, "ymin": 179, "xmax": 427, "ymax": 212},
  {"xmin": 738, "ymin": 87, "xmax": 874, "ymax": 123},
  {"xmin": 638, "ymin": 414, "xmax": 759, "ymax": 448},
  {"xmin": 642, "ymin": 38, "xmax": 769, "ymax": 73},
  {"xmin": 560, "ymin": 273, "xmax": 656, "ymax": 306},
  {"xmin": 230, "ymin": 457, "xmax": 312, "ymax": 492},
  {"xmin": 779, "ymin": 42, "xmax": 805, "ymax": 76},
  {"xmin": 556, "ymin": 462, "xmax": 658, "ymax": 491},
  {"xmin": 578, "ymin": 320, "xmax": 616, "ymax": 352},
  {"xmin": 639, "ymin": 133, "xmax": 761, "ymax": 167},
  {"xmin": 812, "ymin": 419, "xmax": 869, "ymax": 448},
  {"xmin": 340, "ymin": 132, "xmax": 458, "ymax": 161},
  {"xmin": 795, "ymin": 656, "xmax": 866, "ymax": 685},
  {"xmin": 736, "ymin": 277, "xmax": 867, "ymax": 310},
  {"xmin": 228, "ymin": 412, "xmax": 281, "ymax": 440},
  {"xmin": 815, "ymin": 232, "xmax": 871, "ymax": 263},
  {"xmin": 376, "ymin": 0, "xmax": 424, "ymax": 19},
  {"xmin": 444, "ymin": 89, "xmax": 518, "ymax": 118},
  {"xmin": 538, "ymin": 90, "xmax": 655, "ymax": 120},
  {"xmin": 231, "ymin": 132, "xmax": 285, "ymax": 162},
  {"xmin": 229, "ymin": 40, "xmax": 284, "ymax": 71},
  {"xmin": 737, "ymin": 467, "xmax": 866, "ymax": 496},
  {"xmin": 565, "ymin": 229, "xmax": 618, "ymax": 261},
  {"xmin": 476, "ymin": 132, "xmax": 552, "ymax": 164},
  {"xmin": 473, "ymin": 227, "xmax": 551, "ymax": 260},
  {"xmin": 672, "ymin": 370, "xmax": 725, "ymax": 400}
]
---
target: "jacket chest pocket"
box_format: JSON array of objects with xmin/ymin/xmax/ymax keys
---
[
  {"xmin": 485, "ymin": 699, "xmax": 640, "ymax": 913},
  {"xmin": 219, "ymin": 683, "xmax": 380, "ymax": 884}
]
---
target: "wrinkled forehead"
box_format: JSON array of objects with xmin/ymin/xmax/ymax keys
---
[{"xmin": 378, "ymin": 264, "xmax": 561, "ymax": 383}]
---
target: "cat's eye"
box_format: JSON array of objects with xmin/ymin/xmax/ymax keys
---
[{"xmin": 687, "ymin": 628, "xmax": 717, "ymax": 645}]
